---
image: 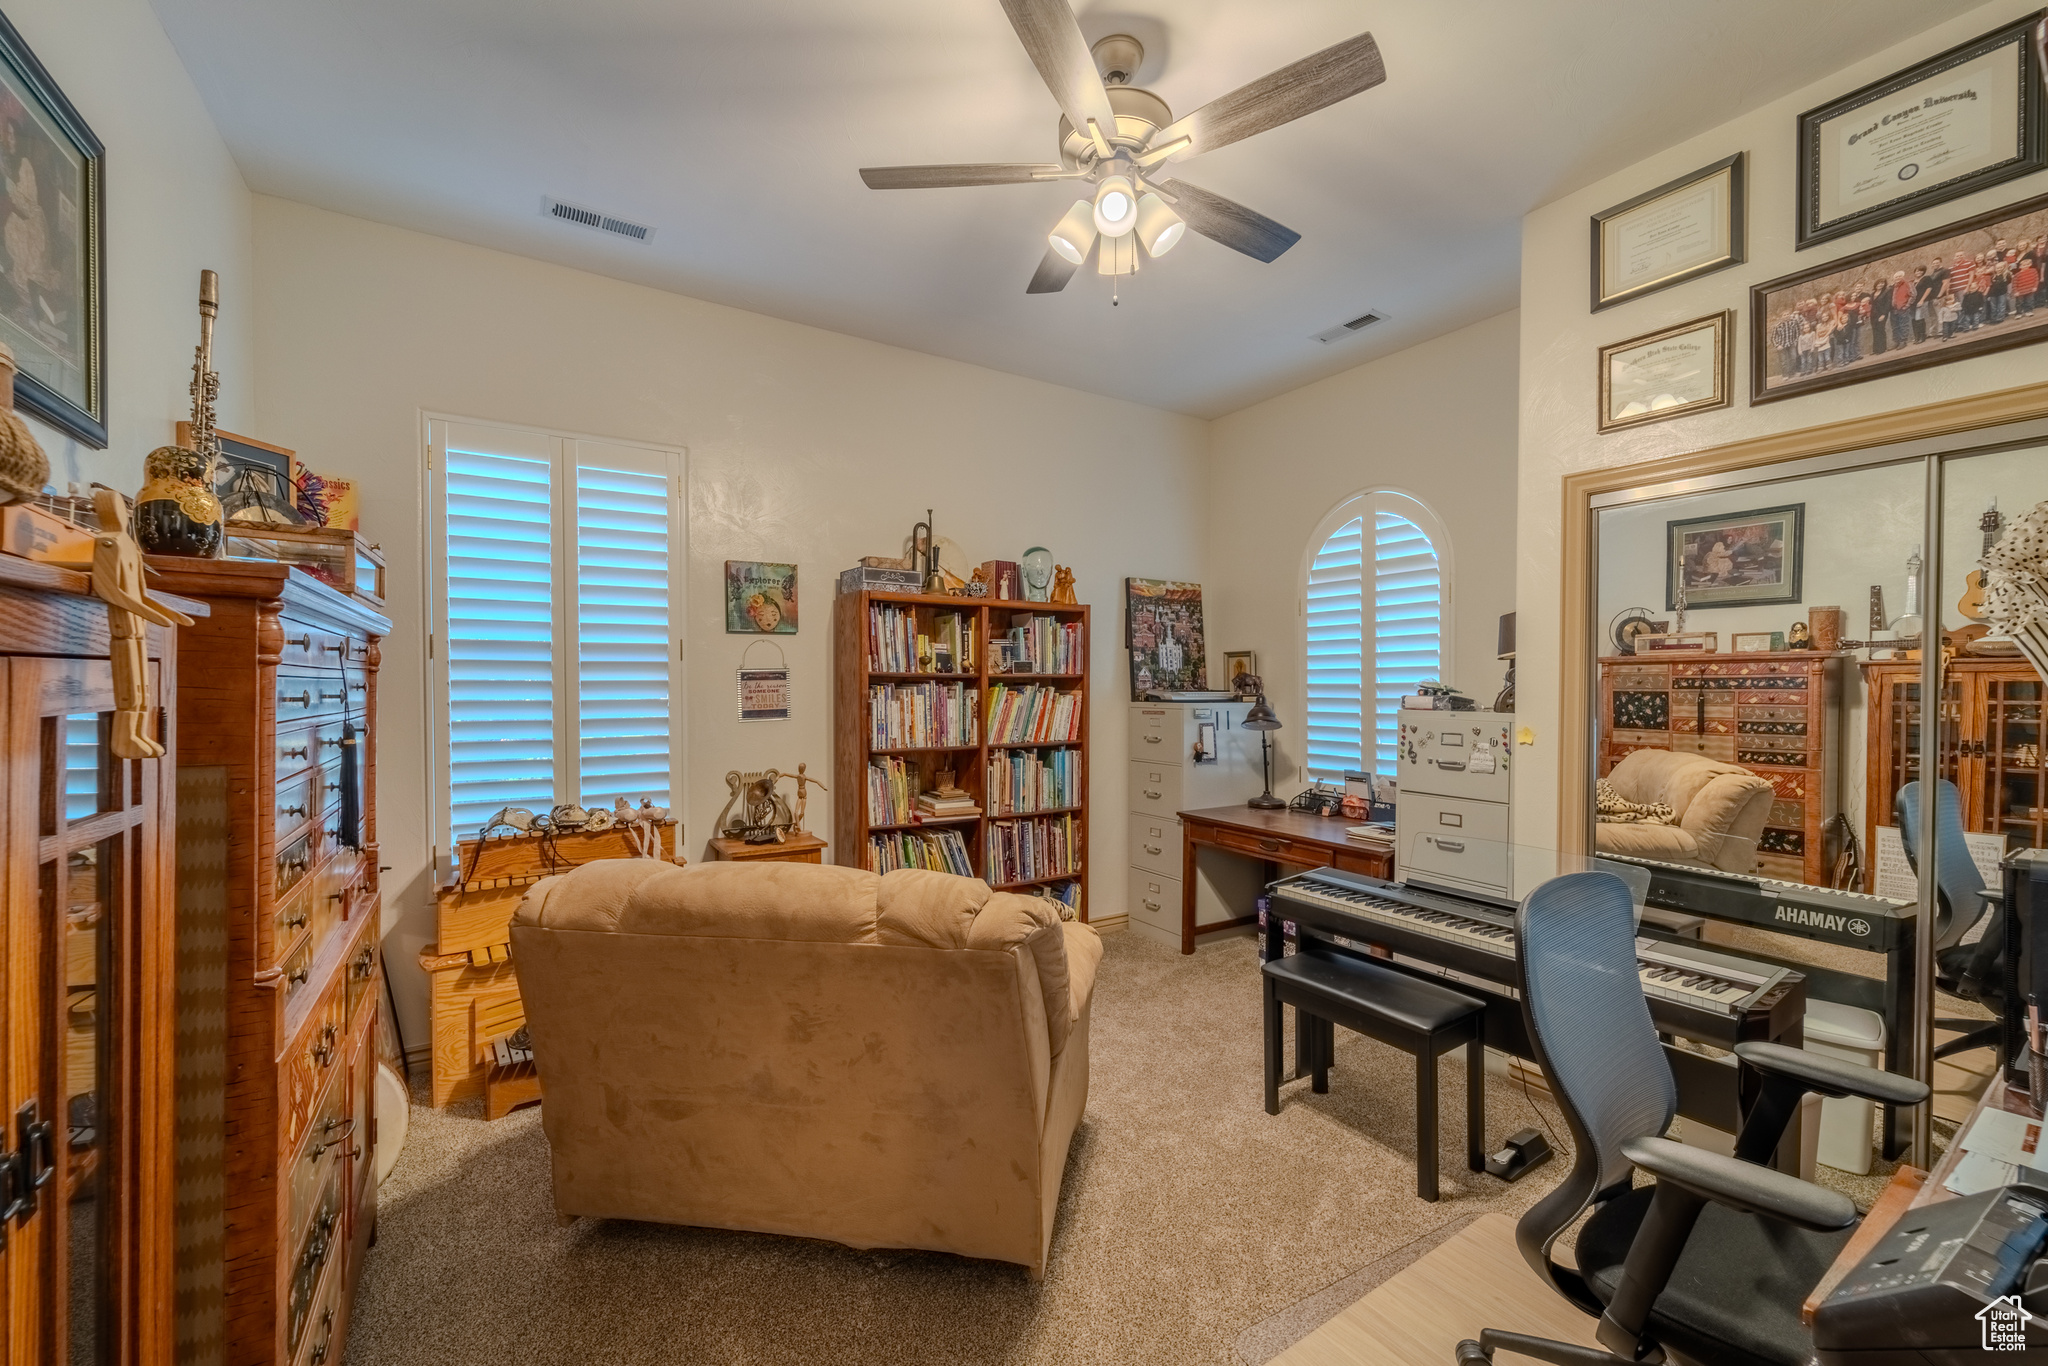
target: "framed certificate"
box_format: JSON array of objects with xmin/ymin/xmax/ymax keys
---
[
  {"xmin": 1591, "ymin": 154, "xmax": 1745, "ymax": 311},
  {"xmin": 1598, "ymin": 311, "xmax": 1732, "ymax": 433},
  {"xmin": 1796, "ymin": 11, "xmax": 2046, "ymax": 249}
]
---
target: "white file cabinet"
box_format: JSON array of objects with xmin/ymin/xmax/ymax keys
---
[
  {"xmin": 1396, "ymin": 711, "xmax": 1514, "ymax": 898},
  {"xmin": 1126, "ymin": 703, "xmax": 1263, "ymax": 946}
]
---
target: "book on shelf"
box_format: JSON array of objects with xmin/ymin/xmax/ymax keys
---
[
  {"xmin": 987, "ymin": 747, "xmax": 1079, "ymax": 814},
  {"xmin": 867, "ymin": 826, "xmax": 976, "ymax": 878},
  {"xmin": 866, "ymin": 602, "xmax": 978, "ymax": 675},
  {"xmin": 1004, "ymin": 613, "xmax": 1083, "ymax": 674},
  {"xmin": 869, "ymin": 680, "xmax": 978, "ymax": 749},
  {"xmin": 984, "ymin": 683, "xmax": 1081, "ymax": 745},
  {"xmin": 866, "ymin": 756, "xmax": 916, "ymax": 825},
  {"xmin": 915, "ymin": 790, "xmax": 981, "ymax": 818},
  {"xmin": 985, "ymin": 813, "xmax": 1079, "ymax": 886}
]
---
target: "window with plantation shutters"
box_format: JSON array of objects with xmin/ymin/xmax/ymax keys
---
[
  {"xmin": 428, "ymin": 419, "xmax": 684, "ymax": 859},
  {"xmin": 1304, "ymin": 492, "xmax": 1450, "ymax": 780}
]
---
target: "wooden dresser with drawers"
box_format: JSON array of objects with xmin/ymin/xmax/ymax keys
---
[
  {"xmin": 149, "ymin": 557, "xmax": 389, "ymax": 1366},
  {"xmin": 1598, "ymin": 651, "xmax": 1844, "ymax": 886}
]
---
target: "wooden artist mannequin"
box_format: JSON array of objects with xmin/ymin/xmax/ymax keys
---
[{"xmin": 91, "ymin": 489, "xmax": 192, "ymax": 758}]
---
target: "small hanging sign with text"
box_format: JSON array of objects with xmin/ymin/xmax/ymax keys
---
[{"xmin": 737, "ymin": 641, "xmax": 792, "ymax": 722}]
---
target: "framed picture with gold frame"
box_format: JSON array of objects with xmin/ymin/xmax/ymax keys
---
[
  {"xmin": 1598, "ymin": 311, "xmax": 1733, "ymax": 433},
  {"xmin": 1590, "ymin": 153, "xmax": 1745, "ymax": 311}
]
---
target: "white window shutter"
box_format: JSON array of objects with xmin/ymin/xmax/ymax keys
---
[
  {"xmin": 1371, "ymin": 512, "xmax": 1442, "ymax": 773},
  {"xmin": 1306, "ymin": 516, "xmax": 1364, "ymax": 780},
  {"xmin": 442, "ymin": 444, "xmax": 557, "ymax": 836},
  {"xmin": 573, "ymin": 460, "xmax": 673, "ymax": 805}
]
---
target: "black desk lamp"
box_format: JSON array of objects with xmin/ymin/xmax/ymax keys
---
[
  {"xmin": 1494, "ymin": 611, "xmax": 1516, "ymax": 713},
  {"xmin": 1244, "ymin": 695, "xmax": 1285, "ymax": 810}
]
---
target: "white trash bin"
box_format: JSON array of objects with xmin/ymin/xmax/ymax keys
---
[{"xmin": 1805, "ymin": 999, "xmax": 1886, "ymax": 1175}]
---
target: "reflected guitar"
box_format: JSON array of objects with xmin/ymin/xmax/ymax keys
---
[{"xmin": 1952, "ymin": 505, "xmax": 2003, "ymax": 647}]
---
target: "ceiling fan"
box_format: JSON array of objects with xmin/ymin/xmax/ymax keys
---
[{"xmin": 859, "ymin": 0, "xmax": 1385, "ymax": 295}]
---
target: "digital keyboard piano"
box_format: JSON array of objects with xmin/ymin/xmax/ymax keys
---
[
  {"xmin": 1267, "ymin": 866, "xmax": 1810, "ymax": 1166},
  {"xmin": 1600, "ymin": 852, "xmax": 1917, "ymax": 1157}
]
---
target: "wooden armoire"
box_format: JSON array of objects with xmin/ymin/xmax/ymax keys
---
[
  {"xmin": 1862, "ymin": 657, "xmax": 2047, "ymax": 872},
  {"xmin": 0, "ymin": 554, "xmax": 201, "ymax": 1365},
  {"xmin": 147, "ymin": 557, "xmax": 389, "ymax": 1366}
]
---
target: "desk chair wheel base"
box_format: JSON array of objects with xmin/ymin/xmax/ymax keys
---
[
  {"xmin": 1456, "ymin": 1331, "xmax": 1636, "ymax": 1365},
  {"xmin": 1483, "ymin": 1128, "xmax": 1553, "ymax": 1183}
]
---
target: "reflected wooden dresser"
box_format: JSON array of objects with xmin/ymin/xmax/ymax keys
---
[
  {"xmin": 148, "ymin": 558, "xmax": 389, "ymax": 1366},
  {"xmin": 1599, "ymin": 651, "xmax": 1844, "ymax": 885},
  {"xmin": 1862, "ymin": 658, "xmax": 2047, "ymax": 872},
  {"xmin": 0, "ymin": 556, "xmax": 200, "ymax": 1366}
]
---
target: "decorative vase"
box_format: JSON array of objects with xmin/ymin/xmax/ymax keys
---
[{"xmin": 134, "ymin": 445, "xmax": 223, "ymax": 557}]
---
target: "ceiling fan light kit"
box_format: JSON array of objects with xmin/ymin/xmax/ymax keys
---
[
  {"xmin": 1048, "ymin": 200, "xmax": 1098, "ymax": 265},
  {"xmin": 857, "ymin": 0, "xmax": 1386, "ymax": 297}
]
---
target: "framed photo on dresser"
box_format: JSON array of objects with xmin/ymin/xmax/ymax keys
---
[{"xmin": 1795, "ymin": 11, "xmax": 2046, "ymax": 249}]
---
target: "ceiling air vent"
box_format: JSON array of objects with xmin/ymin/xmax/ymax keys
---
[
  {"xmin": 1312, "ymin": 310, "xmax": 1387, "ymax": 344},
  {"xmin": 542, "ymin": 196, "xmax": 654, "ymax": 242}
]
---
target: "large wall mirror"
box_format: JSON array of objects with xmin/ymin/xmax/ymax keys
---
[{"xmin": 1572, "ymin": 393, "xmax": 2048, "ymax": 1173}]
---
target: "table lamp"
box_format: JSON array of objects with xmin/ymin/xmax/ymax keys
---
[
  {"xmin": 1243, "ymin": 695, "xmax": 1285, "ymax": 810},
  {"xmin": 1495, "ymin": 611, "xmax": 1516, "ymax": 713}
]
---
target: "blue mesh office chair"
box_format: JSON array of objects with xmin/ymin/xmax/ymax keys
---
[
  {"xmin": 1457, "ymin": 872, "xmax": 1928, "ymax": 1366},
  {"xmin": 1896, "ymin": 779, "xmax": 2007, "ymax": 1061}
]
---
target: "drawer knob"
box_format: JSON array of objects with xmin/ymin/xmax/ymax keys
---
[
  {"xmin": 282, "ymin": 804, "xmax": 307, "ymax": 819},
  {"xmin": 282, "ymin": 745, "xmax": 308, "ymax": 761},
  {"xmin": 286, "ymin": 634, "xmax": 312, "ymax": 650},
  {"xmin": 318, "ymin": 690, "xmax": 346, "ymax": 703},
  {"xmin": 284, "ymin": 690, "xmax": 311, "ymax": 708},
  {"xmin": 1142, "ymin": 844, "xmax": 1161, "ymax": 855},
  {"xmin": 287, "ymin": 963, "xmax": 310, "ymax": 987},
  {"xmin": 1258, "ymin": 839, "xmax": 1282, "ymax": 853}
]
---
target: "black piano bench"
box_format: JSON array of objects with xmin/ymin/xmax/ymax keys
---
[{"xmin": 1262, "ymin": 951, "xmax": 1489, "ymax": 1202}]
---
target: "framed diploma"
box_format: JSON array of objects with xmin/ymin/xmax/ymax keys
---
[
  {"xmin": 1591, "ymin": 153, "xmax": 1745, "ymax": 311},
  {"xmin": 1796, "ymin": 11, "xmax": 2046, "ymax": 249},
  {"xmin": 1598, "ymin": 311, "xmax": 1732, "ymax": 433}
]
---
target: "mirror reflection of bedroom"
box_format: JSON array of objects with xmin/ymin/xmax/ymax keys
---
[{"xmin": 1593, "ymin": 444, "xmax": 2048, "ymax": 1167}]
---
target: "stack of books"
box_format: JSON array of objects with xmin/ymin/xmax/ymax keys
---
[
  {"xmin": 867, "ymin": 827, "xmax": 976, "ymax": 877},
  {"xmin": 1345, "ymin": 822, "xmax": 1396, "ymax": 848},
  {"xmin": 915, "ymin": 786, "xmax": 981, "ymax": 820},
  {"xmin": 1004, "ymin": 613, "xmax": 1083, "ymax": 674}
]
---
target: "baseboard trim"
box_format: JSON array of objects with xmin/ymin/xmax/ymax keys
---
[{"xmin": 1086, "ymin": 914, "xmax": 1129, "ymax": 934}]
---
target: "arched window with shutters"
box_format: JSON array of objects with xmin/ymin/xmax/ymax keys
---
[{"xmin": 1304, "ymin": 490, "xmax": 1451, "ymax": 780}]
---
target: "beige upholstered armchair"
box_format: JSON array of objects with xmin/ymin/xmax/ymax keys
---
[
  {"xmin": 509, "ymin": 859, "xmax": 1102, "ymax": 1277},
  {"xmin": 1592, "ymin": 748, "xmax": 1774, "ymax": 874}
]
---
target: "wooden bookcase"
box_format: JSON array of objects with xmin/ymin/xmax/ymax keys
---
[
  {"xmin": 1862, "ymin": 658, "xmax": 2047, "ymax": 877},
  {"xmin": 833, "ymin": 590, "xmax": 1091, "ymax": 919}
]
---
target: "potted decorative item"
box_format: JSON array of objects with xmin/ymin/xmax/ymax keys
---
[{"xmin": 134, "ymin": 445, "xmax": 223, "ymax": 557}]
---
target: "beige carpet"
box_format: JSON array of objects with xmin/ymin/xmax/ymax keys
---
[{"xmin": 345, "ymin": 932, "xmax": 1575, "ymax": 1366}]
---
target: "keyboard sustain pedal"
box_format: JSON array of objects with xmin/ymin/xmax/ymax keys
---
[{"xmin": 1484, "ymin": 1128, "xmax": 1554, "ymax": 1183}]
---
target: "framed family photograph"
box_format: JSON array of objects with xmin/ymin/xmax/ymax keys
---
[
  {"xmin": 1591, "ymin": 153, "xmax": 1745, "ymax": 310},
  {"xmin": 1597, "ymin": 311, "xmax": 1732, "ymax": 433},
  {"xmin": 724, "ymin": 560, "xmax": 798, "ymax": 634},
  {"xmin": 1751, "ymin": 189, "xmax": 2048, "ymax": 403},
  {"xmin": 0, "ymin": 11, "xmax": 105, "ymax": 447},
  {"xmin": 1666, "ymin": 504, "xmax": 1804, "ymax": 612},
  {"xmin": 1796, "ymin": 12, "xmax": 2045, "ymax": 249}
]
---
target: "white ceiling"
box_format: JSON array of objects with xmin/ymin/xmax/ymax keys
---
[{"xmin": 149, "ymin": 0, "xmax": 1967, "ymax": 417}]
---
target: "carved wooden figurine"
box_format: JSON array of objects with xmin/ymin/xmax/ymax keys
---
[
  {"xmin": 1050, "ymin": 565, "xmax": 1077, "ymax": 604},
  {"xmin": 781, "ymin": 761, "xmax": 826, "ymax": 833},
  {"xmin": 90, "ymin": 489, "xmax": 192, "ymax": 757}
]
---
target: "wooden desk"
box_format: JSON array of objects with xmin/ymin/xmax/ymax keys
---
[
  {"xmin": 1802, "ymin": 1076, "xmax": 2029, "ymax": 1324},
  {"xmin": 710, "ymin": 832, "xmax": 827, "ymax": 863},
  {"xmin": 1176, "ymin": 805, "xmax": 1393, "ymax": 955}
]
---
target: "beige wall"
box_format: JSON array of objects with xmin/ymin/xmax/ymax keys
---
[
  {"xmin": 1515, "ymin": 0, "xmax": 2048, "ymax": 842},
  {"xmin": 1205, "ymin": 311, "xmax": 1521, "ymax": 789},
  {"xmin": 6, "ymin": 0, "xmax": 252, "ymax": 489},
  {"xmin": 249, "ymin": 197, "xmax": 1209, "ymax": 1043}
]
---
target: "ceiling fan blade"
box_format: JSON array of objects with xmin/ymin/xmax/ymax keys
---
[
  {"xmin": 997, "ymin": 0, "xmax": 1118, "ymax": 141},
  {"xmin": 1154, "ymin": 32, "xmax": 1385, "ymax": 158},
  {"xmin": 861, "ymin": 163, "xmax": 1067, "ymax": 189},
  {"xmin": 1026, "ymin": 244, "xmax": 1081, "ymax": 294},
  {"xmin": 1154, "ymin": 179, "xmax": 1300, "ymax": 263}
]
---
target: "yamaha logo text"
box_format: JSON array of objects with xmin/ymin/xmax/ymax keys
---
[{"xmin": 1771, "ymin": 905, "xmax": 1870, "ymax": 939}]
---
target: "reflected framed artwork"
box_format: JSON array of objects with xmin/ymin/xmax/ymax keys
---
[
  {"xmin": 1665, "ymin": 503, "xmax": 1804, "ymax": 612},
  {"xmin": 1590, "ymin": 153, "xmax": 1745, "ymax": 310},
  {"xmin": 1751, "ymin": 189, "xmax": 2048, "ymax": 404},
  {"xmin": 1598, "ymin": 311, "xmax": 1731, "ymax": 433},
  {"xmin": 1796, "ymin": 11, "xmax": 2045, "ymax": 249},
  {"xmin": 0, "ymin": 11, "xmax": 104, "ymax": 447}
]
